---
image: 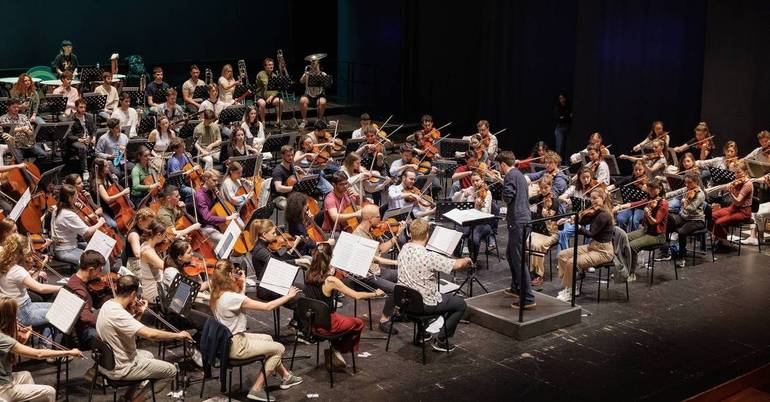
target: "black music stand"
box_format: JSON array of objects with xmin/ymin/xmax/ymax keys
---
[
  {"xmin": 44, "ymin": 94, "xmax": 67, "ymax": 118},
  {"xmin": 569, "ymin": 196, "xmax": 590, "ymax": 214},
  {"xmin": 665, "ymin": 173, "xmax": 685, "ymax": 192},
  {"xmin": 126, "ymin": 138, "xmax": 149, "ymax": 162},
  {"xmin": 435, "ymin": 201, "xmax": 474, "ymax": 225},
  {"xmin": 82, "ymin": 93, "xmax": 107, "ymax": 114},
  {"xmin": 604, "ymin": 154, "xmax": 621, "ymax": 176},
  {"xmin": 35, "ymin": 121, "xmax": 73, "ymax": 155},
  {"xmin": 0, "ymin": 98, "xmax": 8, "ymax": 116},
  {"xmin": 488, "ymin": 180, "xmax": 503, "ymax": 201},
  {"xmin": 439, "ymin": 206, "xmax": 493, "ymax": 296},
  {"xmin": 440, "ymin": 138, "xmax": 469, "ymax": 159},
  {"xmin": 233, "ymin": 84, "xmax": 253, "ymax": 101},
  {"xmin": 164, "ymin": 274, "xmax": 200, "ymax": 317},
  {"xmin": 415, "ymin": 173, "xmax": 436, "ymax": 194},
  {"xmin": 262, "ymin": 133, "xmax": 292, "ymax": 154},
  {"xmin": 251, "ymin": 203, "xmax": 275, "ymax": 220},
  {"xmin": 306, "ymin": 74, "xmax": 333, "ymax": 88},
  {"xmin": 228, "ymin": 154, "xmax": 261, "ymax": 177},
  {"xmin": 79, "ymin": 66, "xmax": 104, "ymax": 89},
  {"xmin": 708, "ymin": 167, "xmax": 735, "ymax": 185},
  {"xmin": 192, "ymin": 85, "xmax": 209, "ymax": 101},
  {"xmin": 178, "ymin": 120, "xmax": 199, "ymax": 138},
  {"xmin": 219, "ymin": 105, "xmax": 246, "ymax": 126},
  {"xmin": 620, "ymin": 185, "xmax": 647, "ymax": 204},
  {"xmin": 383, "ymin": 206, "xmax": 412, "ymax": 223},
  {"xmin": 267, "ymin": 76, "xmax": 292, "ymax": 91},
  {"xmin": 166, "ymin": 171, "xmax": 186, "ymax": 189},
  {"xmin": 137, "ymin": 114, "xmax": 156, "ymax": 136},
  {"xmin": 293, "ymin": 174, "xmax": 321, "ymax": 198},
  {"xmin": 120, "ymin": 87, "xmax": 144, "ymax": 108},
  {"xmin": 345, "ymin": 138, "xmax": 365, "ymax": 155},
  {"xmin": 33, "ymin": 165, "xmax": 65, "ymax": 194},
  {"xmin": 432, "ymin": 159, "xmax": 458, "ymax": 175}
]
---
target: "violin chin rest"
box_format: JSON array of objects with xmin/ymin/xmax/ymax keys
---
[{"xmin": 273, "ymin": 196, "xmax": 288, "ymax": 211}]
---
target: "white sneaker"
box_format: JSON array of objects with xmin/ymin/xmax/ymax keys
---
[
  {"xmin": 192, "ymin": 349, "xmax": 203, "ymax": 367},
  {"xmin": 627, "ymin": 273, "xmax": 637, "ymax": 282},
  {"xmin": 676, "ymin": 259, "xmax": 686, "ymax": 268},
  {"xmin": 556, "ymin": 290, "xmax": 572, "ymax": 302},
  {"xmin": 741, "ymin": 236, "xmax": 759, "ymax": 246},
  {"xmin": 587, "ymin": 267, "xmax": 596, "ymax": 273},
  {"xmin": 727, "ymin": 234, "xmax": 742, "ymax": 242}
]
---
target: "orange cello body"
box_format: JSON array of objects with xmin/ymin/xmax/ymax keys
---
[
  {"xmin": 175, "ymin": 211, "xmax": 218, "ymax": 263},
  {"xmin": 183, "ymin": 160, "xmax": 203, "ymax": 190},
  {"xmin": 105, "ymin": 181, "xmax": 136, "ymax": 234},
  {"xmin": 210, "ymin": 190, "xmax": 253, "ymax": 255},
  {"xmin": 2, "ymin": 147, "xmax": 49, "ymax": 235},
  {"xmin": 142, "ymin": 169, "xmax": 165, "ymax": 199},
  {"xmin": 75, "ymin": 194, "xmax": 123, "ymax": 259},
  {"xmin": 236, "ymin": 175, "xmax": 263, "ymax": 227}
]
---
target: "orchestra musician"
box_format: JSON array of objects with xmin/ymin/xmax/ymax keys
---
[
  {"xmin": 397, "ymin": 218, "xmax": 473, "ymax": 352},
  {"xmin": 95, "ymin": 118, "xmax": 129, "ymax": 179},
  {"xmin": 744, "ymin": 130, "xmax": 770, "ymax": 163},
  {"xmin": 672, "ymin": 122, "xmax": 713, "ymax": 160},
  {"xmin": 147, "ymin": 115, "xmax": 176, "ymax": 173},
  {"xmin": 665, "ymin": 172, "xmax": 706, "ymax": 267},
  {"xmin": 194, "ymin": 109, "xmax": 222, "ymax": 170},
  {"xmin": 145, "ymin": 67, "xmax": 170, "ymax": 113},
  {"xmin": 65, "ymin": 250, "xmax": 108, "ymax": 349},
  {"xmin": 217, "ymin": 64, "xmax": 240, "ymax": 107},
  {"xmin": 255, "ymin": 58, "xmax": 285, "ymax": 128},
  {"xmin": 111, "ymin": 93, "xmax": 139, "ymax": 137},
  {"xmin": 95, "ymin": 275, "xmax": 190, "ymax": 402},
  {"xmin": 451, "ymin": 172, "xmax": 493, "ymax": 263},
  {"xmin": 283, "ymin": 192, "xmax": 319, "ymax": 255},
  {"xmin": 156, "ymin": 185, "xmax": 201, "ymax": 237},
  {"xmin": 156, "ymin": 88, "xmax": 185, "ymax": 122},
  {"xmin": 221, "ymin": 162, "xmax": 252, "ymax": 208},
  {"xmin": 527, "ymin": 174, "xmax": 560, "ymax": 286},
  {"xmin": 387, "ymin": 168, "xmax": 435, "ymax": 218},
  {"xmin": 526, "ymin": 151, "xmax": 569, "ymax": 198},
  {"xmin": 585, "ymin": 143, "xmax": 610, "ymax": 185},
  {"xmin": 165, "ymin": 137, "xmax": 195, "ymax": 203},
  {"xmin": 340, "ymin": 153, "xmax": 388, "ymax": 205},
  {"xmin": 52, "ymin": 71, "xmax": 79, "ymax": 119},
  {"xmin": 299, "ymin": 57, "xmax": 328, "ymax": 126},
  {"xmin": 240, "ymin": 106, "xmax": 266, "ymax": 146},
  {"xmin": 295, "ymin": 132, "xmax": 336, "ymax": 195},
  {"xmin": 199, "ymin": 84, "xmax": 226, "ymax": 119},
  {"xmin": 351, "ymin": 113, "xmax": 372, "ymax": 139},
  {"xmin": 409, "ymin": 115, "xmax": 441, "ymax": 161},
  {"xmin": 555, "ymin": 188, "xmax": 615, "ymax": 301},
  {"xmin": 620, "ymin": 139, "xmax": 668, "ymax": 175},
  {"xmin": 569, "ymin": 132, "xmax": 610, "ymax": 165},
  {"xmin": 137, "ymin": 220, "xmax": 169, "ymax": 303},
  {"xmin": 517, "ymin": 141, "xmax": 548, "ymax": 171},
  {"xmin": 182, "ymin": 64, "xmax": 206, "ymax": 112},
  {"xmin": 163, "ymin": 239, "xmax": 209, "ymax": 292},
  {"xmin": 451, "ymin": 152, "xmax": 482, "ymax": 195},
  {"xmin": 612, "ymin": 161, "xmax": 650, "ymax": 233},
  {"xmin": 209, "ymin": 260, "xmax": 303, "ymax": 401},
  {"xmin": 497, "ymin": 150, "xmax": 536, "ymax": 309},
  {"xmin": 389, "ymin": 145, "xmax": 420, "ymax": 179},
  {"xmin": 633, "ymin": 120, "xmax": 670, "ymax": 152},
  {"xmin": 51, "ymin": 40, "xmax": 79, "ymax": 77},
  {"xmin": 271, "ymin": 145, "xmax": 295, "ymax": 196},
  {"xmin": 476, "ymin": 120, "xmax": 498, "ymax": 161},
  {"xmin": 10, "ymin": 73, "xmax": 44, "ymax": 126},
  {"xmin": 741, "ymin": 174, "xmax": 770, "ymax": 246},
  {"xmin": 95, "ymin": 71, "xmax": 119, "ymax": 119},
  {"xmin": 51, "ymin": 184, "xmax": 106, "ymax": 266},
  {"xmin": 710, "ymin": 161, "xmax": 754, "ymax": 253},
  {"xmin": 0, "ymin": 99, "xmax": 45, "ymax": 160},
  {"xmin": 0, "ymin": 296, "xmax": 82, "ymax": 402},
  {"xmin": 695, "ymin": 140, "xmax": 739, "ymax": 174},
  {"xmin": 68, "ymin": 99, "xmax": 95, "ymax": 176},
  {"xmin": 63, "ymin": 173, "xmax": 117, "ymax": 230},
  {"xmin": 221, "ymin": 127, "xmax": 258, "ymax": 163},
  {"xmin": 125, "ymin": 208, "xmax": 157, "ymax": 275},
  {"xmin": 195, "ymin": 169, "xmax": 238, "ymax": 244},
  {"xmin": 321, "ymin": 171, "xmax": 362, "ymax": 234},
  {"xmin": 248, "ymin": 219, "xmax": 309, "ymax": 304},
  {"xmin": 557, "ymin": 167, "xmax": 598, "ymax": 253},
  {"xmin": 130, "ymin": 146, "xmax": 162, "ymax": 206}
]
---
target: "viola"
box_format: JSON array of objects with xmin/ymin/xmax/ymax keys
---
[
  {"xmin": 370, "ymin": 218, "xmax": 400, "ymax": 239},
  {"xmin": 182, "ymin": 255, "xmax": 216, "ymax": 277},
  {"xmin": 75, "ymin": 193, "xmax": 123, "ymax": 259},
  {"xmin": 418, "ymin": 128, "xmax": 440, "ymax": 159},
  {"xmin": 87, "ymin": 272, "xmax": 119, "ymax": 295},
  {"xmin": 577, "ymin": 205, "xmax": 601, "ymax": 221}
]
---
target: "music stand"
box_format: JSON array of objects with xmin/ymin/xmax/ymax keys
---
[
  {"xmin": 137, "ymin": 114, "xmax": 156, "ymax": 136},
  {"xmin": 166, "ymin": 171, "xmax": 186, "ymax": 189},
  {"xmin": 0, "ymin": 98, "xmax": 7, "ymax": 116},
  {"xmin": 178, "ymin": 120, "xmax": 200, "ymax": 138},
  {"xmin": 569, "ymin": 196, "xmax": 590, "ymax": 214},
  {"xmin": 82, "ymin": 93, "xmax": 107, "ymax": 114},
  {"xmin": 126, "ymin": 138, "xmax": 149, "ymax": 162},
  {"xmin": 665, "ymin": 173, "xmax": 685, "ymax": 192},
  {"xmin": 79, "ymin": 65, "xmax": 104, "ymax": 89},
  {"xmin": 415, "ymin": 173, "xmax": 436, "ymax": 194},
  {"xmin": 44, "ymin": 94, "xmax": 67, "ymax": 117},
  {"xmin": 233, "ymin": 83, "xmax": 253, "ymax": 100},
  {"xmin": 262, "ymin": 133, "xmax": 292, "ymax": 154},
  {"xmin": 164, "ymin": 274, "xmax": 200, "ymax": 317},
  {"xmin": 440, "ymin": 138, "xmax": 469, "ymax": 159},
  {"xmin": 228, "ymin": 154, "xmax": 261, "ymax": 177},
  {"xmin": 267, "ymin": 76, "xmax": 292, "ymax": 91},
  {"xmin": 488, "ymin": 180, "xmax": 503, "ymax": 200},
  {"xmin": 121, "ymin": 87, "xmax": 145, "ymax": 108},
  {"xmin": 345, "ymin": 138, "xmax": 365, "ymax": 155},
  {"xmin": 33, "ymin": 165, "xmax": 65, "ymax": 193},
  {"xmin": 620, "ymin": 185, "xmax": 647, "ymax": 204},
  {"xmin": 307, "ymin": 74, "xmax": 333, "ymax": 88},
  {"xmin": 708, "ymin": 167, "xmax": 735, "ymax": 185},
  {"xmin": 219, "ymin": 105, "xmax": 246, "ymax": 126},
  {"xmin": 251, "ymin": 203, "xmax": 275, "ymax": 220},
  {"xmin": 432, "ymin": 159, "xmax": 458, "ymax": 176},
  {"xmin": 34, "ymin": 121, "xmax": 73, "ymax": 151},
  {"xmin": 746, "ymin": 159, "xmax": 770, "ymax": 179},
  {"xmin": 192, "ymin": 85, "xmax": 209, "ymax": 101},
  {"xmin": 0, "ymin": 123, "xmax": 19, "ymax": 134},
  {"xmin": 293, "ymin": 174, "xmax": 321, "ymax": 198},
  {"xmin": 435, "ymin": 201, "xmax": 474, "ymax": 225}
]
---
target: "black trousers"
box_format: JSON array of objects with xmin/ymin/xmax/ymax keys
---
[
  {"xmin": 667, "ymin": 214, "xmax": 706, "ymax": 257},
  {"xmin": 506, "ymin": 222, "xmax": 535, "ymax": 303},
  {"xmin": 422, "ymin": 294, "xmax": 466, "ymax": 339}
]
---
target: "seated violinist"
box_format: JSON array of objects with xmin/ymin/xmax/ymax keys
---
[
  {"xmin": 351, "ymin": 113, "xmax": 372, "ymax": 139},
  {"xmin": 471, "ymin": 120, "xmax": 497, "ymax": 161},
  {"xmin": 65, "ymin": 250, "xmax": 108, "ymax": 349},
  {"xmin": 710, "ymin": 161, "xmax": 754, "ymax": 253},
  {"xmin": 130, "ymin": 146, "xmax": 162, "ymax": 206},
  {"xmin": 156, "ymin": 185, "xmax": 201, "ymax": 237},
  {"xmin": 517, "ymin": 141, "xmax": 548, "ymax": 171},
  {"xmin": 696, "ymin": 140, "xmax": 739, "ymax": 174},
  {"xmin": 0, "ymin": 99, "xmax": 44, "ymax": 160},
  {"xmin": 248, "ymin": 219, "xmax": 309, "ymax": 302},
  {"xmin": 614, "ymin": 179, "xmax": 669, "ymax": 282},
  {"xmin": 63, "ymin": 173, "xmax": 116, "ymax": 230},
  {"xmin": 451, "ymin": 172, "xmax": 493, "ymax": 262},
  {"xmin": 294, "ymin": 134, "xmax": 335, "ymax": 195},
  {"xmin": 451, "ymin": 152, "xmax": 480, "ymax": 195},
  {"xmin": 409, "ymin": 115, "xmax": 441, "ymax": 162},
  {"xmin": 744, "ymin": 130, "xmax": 770, "ymax": 163},
  {"xmin": 138, "ymin": 220, "xmax": 169, "ymax": 303},
  {"xmin": 283, "ymin": 192, "xmax": 320, "ymax": 255},
  {"xmin": 165, "ymin": 138, "xmax": 195, "ymax": 204},
  {"xmin": 352, "ymin": 204, "xmax": 405, "ymax": 333},
  {"xmin": 125, "ymin": 208, "xmax": 156, "ymax": 275},
  {"xmin": 271, "ymin": 145, "xmax": 295, "ymax": 196},
  {"xmin": 672, "ymin": 122, "xmax": 714, "ymax": 160},
  {"xmin": 195, "ymin": 169, "xmax": 238, "ymax": 245},
  {"xmin": 388, "ymin": 145, "xmax": 419, "ymax": 179},
  {"xmin": 621, "ymin": 139, "xmax": 667, "ymax": 176},
  {"xmin": 526, "ymin": 175, "xmax": 560, "ymax": 286},
  {"xmin": 569, "ymin": 132, "xmax": 609, "ymax": 165},
  {"xmin": 388, "ymin": 169, "xmax": 436, "ymax": 218},
  {"xmin": 665, "ymin": 172, "xmax": 706, "ymax": 267},
  {"xmin": 321, "ymin": 171, "xmax": 363, "ymax": 234},
  {"xmin": 163, "ymin": 239, "xmax": 209, "ymax": 292},
  {"xmin": 633, "ymin": 120, "xmax": 670, "ymax": 152},
  {"xmin": 526, "ymin": 151, "xmax": 570, "ymax": 198},
  {"xmin": 585, "ymin": 144, "xmax": 610, "ymax": 185},
  {"xmin": 340, "ymin": 153, "xmax": 389, "ymax": 205},
  {"xmin": 221, "ymin": 162, "xmax": 252, "ymax": 208},
  {"xmin": 51, "ymin": 184, "xmax": 105, "ymax": 266}
]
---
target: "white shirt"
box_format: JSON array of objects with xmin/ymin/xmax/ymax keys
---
[
  {"xmin": 199, "ymin": 98, "xmax": 226, "ymax": 117},
  {"xmin": 95, "ymin": 299, "xmax": 145, "ymax": 377},
  {"xmin": 214, "ymin": 291, "xmax": 248, "ymax": 335},
  {"xmin": 139, "ymin": 243, "xmax": 162, "ymax": 302},
  {"xmin": 0, "ymin": 265, "xmax": 31, "ymax": 305},
  {"xmin": 240, "ymin": 121, "xmax": 265, "ymax": 140},
  {"xmin": 217, "ymin": 76, "xmax": 235, "ymax": 106},
  {"xmin": 183, "ymin": 78, "xmax": 206, "ymax": 101},
  {"xmin": 351, "ymin": 128, "xmax": 364, "ymax": 139},
  {"xmin": 52, "ymin": 209, "xmax": 88, "ymax": 251},
  {"xmin": 95, "ymin": 85, "xmax": 119, "ymax": 111},
  {"xmin": 111, "ymin": 107, "xmax": 138, "ymax": 137}
]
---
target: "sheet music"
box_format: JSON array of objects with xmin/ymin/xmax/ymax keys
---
[
  {"xmin": 330, "ymin": 231, "xmax": 378, "ymax": 277},
  {"xmin": 46, "ymin": 287, "xmax": 86, "ymax": 334},
  {"xmin": 427, "ymin": 226, "xmax": 463, "ymax": 256},
  {"xmin": 9, "ymin": 189, "xmax": 31, "ymax": 221},
  {"xmin": 442, "ymin": 208, "xmax": 494, "ymax": 225},
  {"xmin": 85, "ymin": 230, "xmax": 117, "ymax": 273},
  {"xmin": 259, "ymin": 258, "xmax": 299, "ymax": 296},
  {"xmin": 215, "ymin": 220, "xmax": 242, "ymax": 259}
]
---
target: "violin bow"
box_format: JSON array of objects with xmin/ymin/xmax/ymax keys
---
[{"xmin": 416, "ymin": 133, "xmax": 452, "ymax": 165}]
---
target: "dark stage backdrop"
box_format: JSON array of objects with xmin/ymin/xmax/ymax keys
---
[{"xmin": 400, "ymin": 0, "xmax": 578, "ymax": 152}]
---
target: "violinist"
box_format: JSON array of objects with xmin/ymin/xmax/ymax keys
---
[
  {"xmin": 710, "ymin": 161, "xmax": 754, "ymax": 253},
  {"xmin": 610, "ymin": 161, "xmax": 649, "ymax": 232},
  {"xmin": 744, "ymin": 130, "xmax": 770, "ymax": 163},
  {"xmin": 130, "ymin": 146, "xmax": 162, "ymax": 206},
  {"xmin": 138, "ymin": 220, "xmax": 169, "ymax": 304},
  {"xmin": 65, "ymin": 98, "xmax": 95, "ymax": 177},
  {"xmin": 0, "ymin": 99, "xmax": 44, "ymax": 160},
  {"xmin": 0, "ymin": 296, "xmax": 82, "ymax": 402},
  {"xmin": 623, "ymin": 179, "xmax": 669, "ymax": 282},
  {"xmin": 388, "ymin": 145, "xmax": 419, "ymax": 179},
  {"xmin": 248, "ymin": 219, "xmax": 309, "ymax": 303},
  {"xmin": 163, "ymin": 239, "xmax": 210, "ymax": 292},
  {"xmin": 742, "ymin": 174, "xmax": 770, "ymax": 247},
  {"xmin": 222, "ymin": 127, "xmax": 258, "ymax": 164},
  {"xmin": 620, "ymin": 139, "xmax": 667, "ymax": 175},
  {"xmin": 0, "ymin": 234, "xmax": 61, "ymax": 343},
  {"xmin": 452, "ymin": 172, "xmax": 493, "ymax": 263},
  {"xmin": 696, "ymin": 140, "xmax": 739, "ymax": 173},
  {"xmin": 165, "ymin": 137, "xmax": 195, "ymax": 203},
  {"xmin": 555, "ymin": 188, "xmax": 616, "ymax": 302},
  {"xmin": 664, "ymin": 172, "xmax": 706, "ymax": 267},
  {"xmin": 667, "ymin": 153, "xmax": 698, "ymax": 215},
  {"xmin": 63, "ymin": 173, "xmax": 117, "ymax": 230},
  {"xmin": 633, "ymin": 120, "xmax": 670, "ymax": 153},
  {"xmin": 65, "ymin": 250, "xmax": 108, "ymax": 349},
  {"xmin": 526, "ymin": 151, "xmax": 570, "ymax": 198},
  {"xmin": 51, "ymin": 184, "xmax": 105, "ymax": 266},
  {"xmin": 410, "ymin": 115, "xmax": 441, "ymax": 161},
  {"xmin": 451, "ymin": 151, "xmax": 480, "ymax": 195},
  {"xmin": 387, "ymin": 169, "xmax": 436, "ymax": 218},
  {"xmin": 294, "ymin": 134, "xmax": 336, "ymax": 195},
  {"xmin": 195, "ymin": 169, "xmax": 238, "ymax": 244},
  {"xmin": 147, "ymin": 115, "xmax": 177, "ymax": 173},
  {"xmin": 527, "ymin": 175, "xmax": 560, "ymax": 286},
  {"xmin": 271, "ymin": 145, "xmax": 295, "ymax": 196},
  {"xmin": 321, "ymin": 171, "xmax": 362, "ymax": 233},
  {"xmin": 352, "ymin": 204, "xmax": 405, "ymax": 333},
  {"xmin": 221, "ymin": 162, "xmax": 252, "ymax": 208},
  {"xmin": 517, "ymin": 141, "xmax": 548, "ymax": 171},
  {"xmin": 569, "ymin": 132, "xmax": 609, "ymax": 165},
  {"xmin": 351, "ymin": 113, "xmax": 372, "ymax": 139},
  {"xmin": 476, "ymin": 120, "xmax": 498, "ymax": 161},
  {"xmin": 353, "ymin": 131, "xmax": 392, "ymax": 204},
  {"xmin": 110, "ymin": 93, "xmax": 139, "ymax": 138},
  {"xmin": 354, "ymin": 126, "xmax": 389, "ymax": 170},
  {"xmin": 556, "ymin": 168, "xmax": 595, "ymax": 253},
  {"xmin": 125, "ymin": 208, "xmax": 156, "ymax": 275},
  {"xmin": 209, "ymin": 260, "xmax": 303, "ymax": 400},
  {"xmin": 341, "ymin": 153, "xmax": 388, "ymax": 205},
  {"xmin": 194, "ymin": 109, "xmax": 222, "ymax": 171},
  {"xmin": 585, "ymin": 143, "xmax": 610, "ymax": 185},
  {"xmin": 156, "ymin": 185, "xmax": 202, "ymax": 237},
  {"xmin": 672, "ymin": 122, "xmax": 713, "ymax": 160},
  {"xmin": 284, "ymin": 192, "xmax": 320, "ymax": 254},
  {"xmin": 94, "ymin": 118, "xmax": 129, "ymax": 179},
  {"xmin": 95, "ymin": 275, "xmax": 190, "ymax": 402}
]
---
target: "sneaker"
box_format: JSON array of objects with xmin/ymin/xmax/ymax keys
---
[
  {"xmin": 587, "ymin": 267, "xmax": 596, "ymax": 273},
  {"xmin": 726, "ymin": 234, "xmax": 742, "ymax": 242},
  {"xmin": 378, "ymin": 320, "xmax": 399, "ymax": 335},
  {"xmin": 654, "ymin": 251, "xmax": 672, "ymax": 261},
  {"xmin": 280, "ymin": 372, "xmax": 303, "ymax": 389},
  {"xmin": 191, "ymin": 349, "xmax": 203, "ymax": 368},
  {"xmin": 247, "ymin": 389, "xmax": 276, "ymax": 402},
  {"xmin": 556, "ymin": 290, "xmax": 571, "ymax": 302},
  {"xmin": 627, "ymin": 273, "xmax": 637, "ymax": 283},
  {"xmin": 502, "ymin": 289, "xmax": 520, "ymax": 299},
  {"xmin": 676, "ymin": 259, "xmax": 686, "ymax": 268},
  {"xmin": 531, "ymin": 276, "xmax": 544, "ymax": 286},
  {"xmin": 431, "ymin": 338, "xmax": 456, "ymax": 352},
  {"xmin": 511, "ymin": 301, "xmax": 537, "ymax": 309},
  {"xmin": 741, "ymin": 236, "xmax": 759, "ymax": 246}
]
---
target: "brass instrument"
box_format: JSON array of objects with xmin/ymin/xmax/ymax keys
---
[
  {"xmin": 277, "ymin": 49, "xmax": 292, "ymax": 80},
  {"xmin": 205, "ymin": 68, "xmax": 213, "ymax": 85},
  {"xmin": 237, "ymin": 59, "xmax": 249, "ymax": 86},
  {"xmin": 139, "ymin": 72, "xmax": 146, "ymax": 108}
]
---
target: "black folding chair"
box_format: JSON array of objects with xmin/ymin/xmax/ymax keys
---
[
  {"xmin": 87, "ymin": 337, "xmax": 157, "ymax": 402},
  {"xmin": 385, "ymin": 285, "xmax": 448, "ymax": 365}
]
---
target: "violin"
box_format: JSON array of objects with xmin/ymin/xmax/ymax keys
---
[
  {"xmin": 182, "ymin": 255, "xmax": 216, "ymax": 277},
  {"xmin": 403, "ymin": 186, "xmax": 435, "ymax": 208},
  {"xmin": 154, "ymin": 227, "xmax": 176, "ymax": 254},
  {"xmin": 268, "ymin": 229, "xmax": 299, "ymax": 256},
  {"xmin": 409, "ymin": 156, "xmax": 432, "ymax": 175},
  {"xmin": 318, "ymin": 130, "xmax": 344, "ymax": 153},
  {"xmin": 370, "ymin": 218, "xmax": 401, "ymax": 239},
  {"xmin": 310, "ymin": 143, "xmax": 333, "ymax": 165},
  {"xmin": 417, "ymin": 128, "xmax": 440, "ymax": 159},
  {"xmin": 87, "ymin": 272, "xmax": 119, "ymax": 295},
  {"xmin": 577, "ymin": 205, "xmax": 601, "ymax": 221}
]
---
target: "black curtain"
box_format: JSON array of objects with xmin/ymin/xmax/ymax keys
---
[
  {"xmin": 400, "ymin": 0, "xmax": 577, "ymax": 155},
  {"xmin": 571, "ymin": 0, "xmax": 707, "ymax": 161}
]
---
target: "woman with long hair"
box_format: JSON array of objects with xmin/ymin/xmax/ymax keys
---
[
  {"xmin": 9, "ymin": 73, "xmax": 43, "ymax": 126},
  {"xmin": 0, "ymin": 296, "xmax": 83, "ymax": 402},
  {"xmin": 51, "ymin": 184, "xmax": 105, "ymax": 265},
  {"xmin": 63, "ymin": 173, "xmax": 117, "ymax": 230},
  {"xmin": 138, "ymin": 220, "xmax": 168, "ymax": 303},
  {"xmin": 284, "ymin": 192, "xmax": 318, "ymax": 255},
  {"xmin": 303, "ymin": 243, "xmax": 381, "ymax": 369},
  {"xmin": 147, "ymin": 115, "xmax": 177, "ymax": 173},
  {"xmin": 209, "ymin": 260, "xmax": 302, "ymax": 401},
  {"xmin": 240, "ymin": 106, "xmax": 266, "ymax": 147}
]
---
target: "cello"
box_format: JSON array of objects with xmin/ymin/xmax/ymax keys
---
[
  {"xmin": 210, "ymin": 189, "xmax": 253, "ymax": 254},
  {"xmin": 74, "ymin": 192, "xmax": 124, "ymax": 259}
]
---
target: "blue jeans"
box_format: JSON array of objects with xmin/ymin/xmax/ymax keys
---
[
  {"xmin": 18, "ymin": 300, "xmax": 54, "ymax": 346},
  {"xmin": 179, "ymin": 185, "xmax": 194, "ymax": 204},
  {"xmin": 558, "ymin": 222, "xmax": 590, "ymax": 253},
  {"xmin": 318, "ymin": 164, "xmax": 340, "ymax": 195},
  {"xmin": 102, "ymin": 213, "xmax": 117, "ymax": 230},
  {"xmin": 668, "ymin": 198, "xmax": 681, "ymax": 214},
  {"xmin": 554, "ymin": 126, "xmax": 569, "ymax": 161},
  {"xmin": 617, "ymin": 208, "xmax": 644, "ymax": 232},
  {"xmin": 458, "ymin": 223, "xmax": 492, "ymax": 261},
  {"xmin": 55, "ymin": 247, "xmax": 84, "ymax": 266}
]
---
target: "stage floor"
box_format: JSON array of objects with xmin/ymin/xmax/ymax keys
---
[{"xmin": 20, "ymin": 202, "xmax": 770, "ymax": 402}]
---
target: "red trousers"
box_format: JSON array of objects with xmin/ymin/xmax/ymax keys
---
[
  {"xmin": 710, "ymin": 205, "xmax": 751, "ymax": 239},
  {"xmin": 313, "ymin": 313, "xmax": 364, "ymax": 353}
]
